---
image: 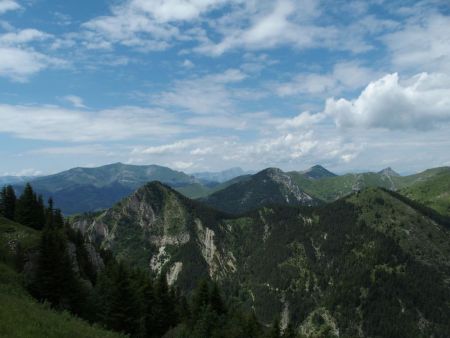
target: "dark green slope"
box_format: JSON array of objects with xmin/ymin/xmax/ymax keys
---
[
  {"xmin": 223, "ymin": 189, "xmax": 450, "ymax": 336},
  {"xmin": 202, "ymin": 168, "xmax": 317, "ymax": 214},
  {"xmin": 299, "ymin": 164, "xmax": 337, "ymax": 179},
  {"xmin": 73, "ymin": 183, "xmax": 450, "ymax": 337}
]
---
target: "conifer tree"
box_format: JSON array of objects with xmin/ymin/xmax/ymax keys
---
[
  {"xmin": 15, "ymin": 183, "xmax": 44, "ymax": 229},
  {"xmin": 0, "ymin": 185, "xmax": 16, "ymax": 220},
  {"xmin": 267, "ymin": 317, "xmax": 281, "ymax": 338},
  {"xmin": 106, "ymin": 263, "xmax": 139, "ymax": 335},
  {"xmin": 282, "ymin": 322, "xmax": 297, "ymax": 338},
  {"xmin": 32, "ymin": 225, "xmax": 82, "ymax": 313},
  {"xmin": 209, "ymin": 282, "xmax": 226, "ymax": 316}
]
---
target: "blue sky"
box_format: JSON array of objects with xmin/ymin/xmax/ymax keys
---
[{"xmin": 0, "ymin": 0, "xmax": 449, "ymax": 175}]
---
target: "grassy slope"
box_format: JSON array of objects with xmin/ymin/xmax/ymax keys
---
[
  {"xmin": 0, "ymin": 217, "xmax": 125, "ymax": 338},
  {"xmin": 0, "ymin": 263, "xmax": 125, "ymax": 338},
  {"xmin": 400, "ymin": 170, "xmax": 450, "ymax": 216},
  {"xmin": 0, "ymin": 216, "xmax": 40, "ymax": 264}
]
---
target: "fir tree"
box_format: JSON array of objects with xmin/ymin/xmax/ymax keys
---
[
  {"xmin": 209, "ymin": 282, "xmax": 226, "ymax": 316},
  {"xmin": 15, "ymin": 183, "xmax": 44, "ymax": 229},
  {"xmin": 267, "ymin": 317, "xmax": 281, "ymax": 338},
  {"xmin": 31, "ymin": 225, "xmax": 82, "ymax": 313},
  {"xmin": 0, "ymin": 185, "xmax": 16, "ymax": 220}
]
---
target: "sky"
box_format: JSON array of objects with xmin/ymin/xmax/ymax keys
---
[{"xmin": 0, "ymin": 0, "xmax": 449, "ymax": 176}]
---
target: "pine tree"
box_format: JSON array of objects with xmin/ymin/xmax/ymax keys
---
[
  {"xmin": 153, "ymin": 273, "xmax": 175, "ymax": 336},
  {"xmin": 243, "ymin": 312, "xmax": 263, "ymax": 338},
  {"xmin": 107, "ymin": 263, "xmax": 139, "ymax": 335},
  {"xmin": 45, "ymin": 197, "xmax": 54, "ymax": 228},
  {"xmin": 267, "ymin": 317, "xmax": 281, "ymax": 338},
  {"xmin": 191, "ymin": 279, "xmax": 210, "ymax": 319},
  {"xmin": 140, "ymin": 278, "xmax": 156, "ymax": 337},
  {"xmin": 15, "ymin": 184, "xmax": 44, "ymax": 229},
  {"xmin": 282, "ymin": 322, "xmax": 297, "ymax": 338},
  {"xmin": 0, "ymin": 185, "xmax": 16, "ymax": 220},
  {"xmin": 31, "ymin": 225, "xmax": 83, "ymax": 314},
  {"xmin": 209, "ymin": 282, "xmax": 226, "ymax": 316}
]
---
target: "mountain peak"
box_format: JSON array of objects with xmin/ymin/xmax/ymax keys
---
[
  {"xmin": 301, "ymin": 165, "xmax": 337, "ymax": 179},
  {"xmin": 378, "ymin": 167, "xmax": 400, "ymax": 177},
  {"xmin": 257, "ymin": 167, "xmax": 284, "ymax": 178}
]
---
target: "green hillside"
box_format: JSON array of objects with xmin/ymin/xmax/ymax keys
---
[
  {"xmin": 400, "ymin": 169, "xmax": 450, "ymax": 216},
  {"xmin": 0, "ymin": 217, "xmax": 124, "ymax": 338}
]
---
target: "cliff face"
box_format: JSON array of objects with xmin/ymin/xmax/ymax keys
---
[{"xmin": 72, "ymin": 182, "xmax": 237, "ymax": 289}]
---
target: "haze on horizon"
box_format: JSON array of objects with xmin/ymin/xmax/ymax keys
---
[{"xmin": 0, "ymin": 0, "xmax": 449, "ymax": 176}]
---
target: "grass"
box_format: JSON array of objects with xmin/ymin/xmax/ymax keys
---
[{"xmin": 0, "ymin": 263, "xmax": 126, "ymax": 338}]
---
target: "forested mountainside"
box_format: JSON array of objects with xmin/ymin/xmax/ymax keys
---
[
  {"xmin": 73, "ymin": 182, "xmax": 450, "ymax": 337},
  {"xmin": 201, "ymin": 168, "xmax": 319, "ymax": 214}
]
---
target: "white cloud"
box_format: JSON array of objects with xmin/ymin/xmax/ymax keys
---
[
  {"xmin": 81, "ymin": 0, "xmax": 381, "ymax": 55},
  {"xmin": 153, "ymin": 69, "xmax": 246, "ymax": 114},
  {"xmin": 0, "ymin": 0, "xmax": 20, "ymax": 14},
  {"xmin": 172, "ymin": 161, "xmax": 194, "ymax": 170},
  {"xmin": 132, "ymin": 139, "xmax": 199, "ymax": 155},
  {"xmin": 182, "ymin": 59, "xmax": 194, "ymax": 68},
  {"xmin": 276, "ymin": 61, "xmax": 379, "ymax": 97},
  {"xmin": 30, "ymin": 145, "xmax": 111, "ymax": 156},
  {"xmin": 0, "ymin": 29, "xmax": 51, "ymax": 45},
  {"xmin": 383, "ymin": 14, "xmax": 450, "ymax": 73},
  {"xmin": 63, "ymin": 95, "xmax": 87, "ymax": 109},
  {"xmin": 82, "ymin": 0, "xmax": 230, "ymax": 51},
  {"xmin": 325, "ymin": 72, "xmax": 450, "ymax": 130},
  {"xmin": 0, "ymin": 104, "xmax": 182, "ymax": 141},
  {"xmin": 0, "ymin": 47, "xmax": 65, "ymax": 82}
]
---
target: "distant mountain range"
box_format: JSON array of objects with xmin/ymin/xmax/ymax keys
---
[
  {"xmin": 191, "ymin": 167, "xmax": 254, "ymax": 183},
  {"xmin": 3, "ymin": 163, "xmax": 450, "ymax": 217}
]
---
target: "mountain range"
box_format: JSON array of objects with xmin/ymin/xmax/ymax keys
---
[
  {"xmin": 70, "ymin": 181, "xmax": 450, "ymax": 336},
  {"xmin": 4, "ymin": 163, "xmax": 450, "ymax": 217},
  {"xmin": 1, "ymin": 161, "xmax": 450, "ymax": 336}
]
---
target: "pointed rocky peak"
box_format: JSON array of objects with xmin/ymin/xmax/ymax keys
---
[
  {"xmin": 378, "ymin": 167, "xmax": 400, "ymax": 177},
  {"xmin": 302, "ymin": 165, "xmax": 337, "ymax": 179},
  {"xmin": 256, "ymin": 167, "xmax": 285, "ymax": 179}
]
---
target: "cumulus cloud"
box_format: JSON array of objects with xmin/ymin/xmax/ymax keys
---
[{"xmin": 325, "ymin": 72, "xmax": 450, "ymax": 130}]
